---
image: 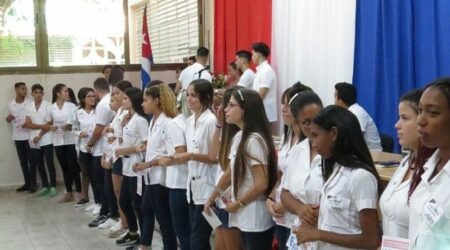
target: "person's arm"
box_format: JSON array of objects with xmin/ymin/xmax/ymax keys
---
[
  {"xmin": 158, "ymin": 145, "xmax": 188, "ymax": 166},
  {"xmin": 258, "ymin": 87, "xmax": 270, "ymax": 100},
  {"xmin": 175, "ymin": 80, "xmax": 182, "ymax": 95},
  {"xmin": 266, "ymin": 171, "xmax": 283, "ymax": 217},
  {"xmin": 23, "ymin": 116, "xmax": 51, "ymax": 130},
  {"xmin": 203, "ymin": 166, "xmax": 232, "ymax": 215},
  {"xmin": 6, "ymin": 114, "xmax": 14, "ymax": 123},
  {"xmin": 280, "ymin": 188, "xmax": 318, "ymax": 225},
  {"xmin": 86, "ymin": 124, "xmax": 106, "ymax": 152},
  {"xmin": 208, "ymin": 104, "xmax": 224, "ymax": 166}
]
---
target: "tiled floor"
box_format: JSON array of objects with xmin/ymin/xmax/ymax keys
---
[{"xmin": 0, "ymin": 188, "xmax": 164, "ymax": 250}]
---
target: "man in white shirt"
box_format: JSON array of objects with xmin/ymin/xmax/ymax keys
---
[
  {"xmin": 176, "ymin": 47, "xmax": 212, "ymax": 94},
  {"xmin": 334, "ymin": 82, "xmax": 383, "ymax": 151},
  {"xmin": 6, "ymin": 82, "xmax": 33, "ymax": 192},
  {"xmin": 252, "ymin": 42, "xmax": 278, "ymax": 123},
  {"xmin": 235, "ymin": 50, "xmax": 255, "ymax": 89}
]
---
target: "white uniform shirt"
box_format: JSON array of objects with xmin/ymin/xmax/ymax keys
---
[
  {"xmin": 237, "ymin": 68, "xmax": 255, "ymax": 89},
  {"xmin": 228, "ymin": 131, "xmax": 274, "ymax": 232},
  {"xmin": 144, "ymin": 113, "xmax": 171, "ymax": 186},
  {"xmin": 122, "ymin": 114, "xmax": 148, "ymax": 177},
  {"xmin": 348, "ymin": 103, "xmax": 382, "ymax": 151},
  {"xmin": 26, "ymin": 101, "xmax": 53, "ymax": 147},
  {"xmin": 409, "ymin": 150, "xmax": 450, "ymax": 249},
  {"xmin": 164, "ymin": 114, "xmax": 189, "ymax": 189},
  {"xmin": 93, "ymin": 94, "xmax": 115, "ymax": 157},
  {"xmin": 111, "ymin": 108, "xmax": 128, "ymax": 139},
  {"xmin": 49, "ymin": 102, "xmax": 77, "ymax": 146},
  {"xmin": 7, "ymin": 98, "xmax": 32, "ymax": 141},
  {"xmin": 186, "ymin": 109, "xmax": 218, "ymax": 204},
  {"xmin": 318, "ymin": 164, "xmax": 378, "ymax": 250},
  {"xmin": 253, "ymin": 60, "xmax": 277, "ymax": 122},
  {"xmin": 379, "ymin": 155, "xmax": 411, "ymax": 239},
  {"xmin": 178, "ymin": 62, "xmax": 213, "ymax": 90},
  {"xmin": 73, "ymin": 108, "xmax": 96, "ymax": 153}
]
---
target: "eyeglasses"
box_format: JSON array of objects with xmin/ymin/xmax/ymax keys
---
[{"xmin": 227, "ymin": 102, "xmax": 241, "ymax": 108}]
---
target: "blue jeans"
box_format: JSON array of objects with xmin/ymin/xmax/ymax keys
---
[
  {"xmin": 189, "ymin": 203, "xmax": 212, "ymax": 250},
  {"xmin": 149, "ymin": 184, "xmax": 177, "ymax": 250},
  {"xmin": 275, "ymin": 225, "xmax": 290, "ymax": 250},
  {"xmin": 141, "ymin": 184, "xmax": 155, "ymax": 246},
  {"xmin": 169, "ymin": 189, "xmax": 191, "ymax": 250},
  {"xmin": 241, "ymin": 226, "xmax": 275, "ymax": 250}
]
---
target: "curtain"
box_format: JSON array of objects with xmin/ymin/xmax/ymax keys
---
[
  {"xmin": 353, "ymin": 0, "xmax": 450, "ymax": 151},
  {"xmin": 213, "ymin": 0, "xmax": 272, "ymax": 74}
]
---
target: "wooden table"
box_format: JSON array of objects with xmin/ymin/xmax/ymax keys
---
[{"xmin": 371, "ymin": 151, "xmax": 403, "ymax": 182}]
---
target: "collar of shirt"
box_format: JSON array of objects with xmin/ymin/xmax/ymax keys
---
[
  {"xmin": 256, "ymin": 60, "xmax": 269, "ymax": 71},
  {"xmin": 192, "ymin": 109, "xmax": 213, "ymax": 126},
  {"xmin": 422, "ymin": 149, "xmax": 450, "ymax": 176},
  {"xmin": 150, "ymin": 112, "xmax": 169, "ymax": 130}
]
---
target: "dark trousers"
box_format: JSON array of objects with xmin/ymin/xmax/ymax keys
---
[
  {"xmin": 32, "ymin": 145, "xmax": 56, "ymax": 188},
  {"xmin": 93, "ymin": 156, "xmax": 108, "ymax": 215},
  {"xmin": 275, "ymin": 225, "xmax": 290, "ymax": 250},
  {"xmin": 189, "ymin": 203, "xmax": 212, "ymax": 250},
  {"xmin": 54, "ymin": 145, "xmax": 81, "ymax": 192},
  {"xmin": 79, "ymin": 151, "xmax": 97, "ymax": 202},
  {"xmin": 119, "ymin": 176, "xmax": 143, "ymax": 232},
  {"xmin": 149, "ymin": 184, "xmax": 177, "ymax": 250},
  {"xmin": 104, "ymin": 168, "xmax": 119, "ymax": 218},
  {"xmin": 141, "ymin": 184, "xmax": 156, "ymax": 246},
  {"xmin": 14, "ymin": 140, "xmax": 31, "ymax": 186},
  {"xmin": 241, "ymin": 226, "xmax": 275, "ymax": 250},
  {"xmin": 169, "ymin": 188, "xmax": 191, "ymax": 250}
]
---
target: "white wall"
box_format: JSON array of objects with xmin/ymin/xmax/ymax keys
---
[{"xmin": 0, "ymin": 70, "xmax": 175, "ymax": 188}]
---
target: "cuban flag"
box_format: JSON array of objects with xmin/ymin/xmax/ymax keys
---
[{"xmin": 141, "ymin": 4, "xmax": 153, "ymax": 89}]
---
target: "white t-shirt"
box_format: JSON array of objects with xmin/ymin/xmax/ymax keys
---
[
  {"xmin": 93, "ymin": 94, "xmax": 115, "ymax": 157},
  {"xmin": 73, "ymin": 108, "xmax": 96, "ymax": 153},
  {"xmin": 144, "ymin": 113, "xmax": 171, "ymax": 186},
  {"xmin": 26, "ymin": 101, "xmax": 53, "ymax": 147},
  {"xmin": 186, "ymin": 109, "xmax": 218, "ymax": 204},
  {"xmin": 122, "ymin": 114, "xmax": 148, "ymax": 177},
  {"xmin": 49, "ymin": 102, "xmax": 77, "ymax": 146},
  {"xmin": 164, "ymin": 114, "xmax": 189, "ymax": 189},
  {"xmin": 228, "ymin": 131, "xmax": 274, "ymax": 232},
  {"xmin": 7, "ymin": 98, "xmax": 32, "ymax": 141},
  {"xmin": 318, "ymin": 164, "xmax": 378, "ymax": 250},
  {"xmin": 253, "ymin": 60, "xmax": 277, "ymax": 122},
  {"xmin": 237, "ymin": 68, "xmax": 255, "ymax": 89},
  {"xmin": 380, "ymin": 155, "xmax": 411, "ymax": 239},
  {"xmin": 409, "ymin": 150, "xmax": 450, "ymax": 249},
  {"xmin": 178, "ymin": 62, "xmax": 213, "ymax": 90},
  {"xmin": 348, "ymin": 103, "xmax": 382, "ymax": 151}
]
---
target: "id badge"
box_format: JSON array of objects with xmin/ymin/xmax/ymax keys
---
[{"xmin": 422, "ymin": 198, "xmax": 444, "ymax": 227}]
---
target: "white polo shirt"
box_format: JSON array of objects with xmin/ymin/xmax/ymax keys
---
[
  {"xmin": 409, "ymin": 150, "xmax": 450, "ymax": 249},
  {"xmin": 186, "ymin": 109, "xmax": 218, "ymax": 204},
  {"xmin": 164, "ymin": 114, "xmax": 189, "ymax": 189},
  {"xmin": 318, "ymin": 164, "xmax": 378, "ymax": 250},
  {"xmin": 348, "ymin": 103, "xmax": 382, "ymax": 151},
  {"xmin": 380, "ymin": 155, "xmax": 411, "ymax": 239},
  {"xmin": 228, "ymin": 131, "xmax": 274, "ymax": 232},
  {"xmin": 178, "ymin": 62, "xmax": 213, "ymax": 90},
  {"xmin": 237, "ymin": 68, "xmax": 255, "ymax": 89},
  {"xmin": 49, "ymin": 102, "xmax": 77, "ymax": 146},
  {"xmin": 26, "ymin": 100, "xmax": 53, "ymax": 147},
  {"xmin": 74, "ymin": 108, "xmax": 96, "ymax": 153},
  {"xmin": 122, "ymin": 113, "xmax": 148, "ymax": 177},
  {"xmin": 145, "ymin": 112, "xmax": 171, "ymax": 186},
  {"xmin": 93, "ymin": 94, "xmax": 115, "ymax": 157},
  {"xmin": 7, "ymin": 98, "xmax": 32, "ymax": 141},
  {"xmin": 253, "ymin": 60, "xmax": 277, "ymax": 122}
]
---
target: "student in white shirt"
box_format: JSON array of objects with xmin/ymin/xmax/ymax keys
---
[
  {"xmin": 73, "ymin": 87, "xmax": 97, "ymax": 207},
  {"xmin": 50, "ymin": 83, "xmax": 81, "ymax": 203},
  {"xmin": 235, "ymin": 50, "xmax": 255, "ymax": 89},
  {"xmin": 334, "ymin": 82, "xmax": 382, "ymax": 151},
  {"xmin": 380, "ymin": 89, "xmax": 435, "ymax": 240},
  {"xmin": 132, "ymin": 84, "xmax": 178, "ymax": 250},
  {"xmin": 296, "ymin": 105, "xmax": 381, "ymax": 250},
  {"xmin": 251, "ymin": 42, "xmax": 277, "ymax": 123},
  {"xmin": 279, "ymin": 90, "xmax": 324, "ymax": 250},
  {"xmin": 23, "ymin": 84, "xmax": 57, "ymax": 197},
  {"xmin": 6, "ymin": 82, "xmax": 33, "ymax": 192},
  {"xmin": 205, "ymin": 89, "xmax": 278, "ymax": 250},
  {"xmin": 409, "ymin": 79, "xmax": 450, "ymax": 249}
]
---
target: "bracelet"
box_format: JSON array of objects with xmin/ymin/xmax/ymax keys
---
[
  {"xmin": 215, "ymin": 124, "xmax": 223, "ymax": 129},
  {"xmin": 267, "ymin": 197, "xmax": 275, "ymax": 202},
  {"xmin": 238, "ymin": 199, "xmax": 246, "ymax": 208}
]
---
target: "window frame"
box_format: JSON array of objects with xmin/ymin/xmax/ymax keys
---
[{"xmin": 0, "ymin": 0, "xmax": 202, "ymax": 74}]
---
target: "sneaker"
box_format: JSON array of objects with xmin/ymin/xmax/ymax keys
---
[
  {"xmin": 98, "ymin": 218, "xmax": 118, "ymax": 229},
  {"xmin": 92, "ymin": 204, "xmax": 101, "ymax": 216},
  {"xmin": 84, "ymin": 203, "xmax": 97, "ymax": 212},
  {"xmin": 16, "ymin": 184, "xmax": 29, "ymax": 192},
  {"xmin": 108, "ymin": 227, "xmax": 126, "ymax": 238},
  {"xmin": 115, "ymin": 232, "xmax": 139, "ymax": 247},
  {"xmin": 58, "ymin": 193, "xmax": 75, "ymax": 203},
  {"xmin": 88, "ymin": 215, "xmax": 108, "ymax": 228},
  {"xmin": 37, "ymin": 187, "xmax": 50, "ymax": 197},
  {"xmin": 48, "ymin": 187, "xmax": 58, "ymax": 197},
  {"xmin": 74, "ymin": 199, "xmax": 90, "ymax": 208}
]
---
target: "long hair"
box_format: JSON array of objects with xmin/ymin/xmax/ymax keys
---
[
  {"xmin": 124, "ymin": 87, "xmax": 145, "ymax": 118},
  {"xmin": 77, "ymin": 87, "xmax": 96, "ymax": 109},
  {"xmin": 67, "ymin": 88, "xmax": 78, "ymax": 105},
  {"xmin": 313, "ymin": 105, "xmax": 382, "ymax": 195},
  {"xmin": 231, "ymin": 89, "xmax": 277, "ymax": 198},
  {"xmin": 52, "ymin": 83, "xmax": 66, "ymax": 103},
  {"xmin": 144, "ymin": 83, "xmax": 177, "ymax": 118},
  {"xmin": 218, "ymin": 86, "xmax": 242, "ymax": 168}
]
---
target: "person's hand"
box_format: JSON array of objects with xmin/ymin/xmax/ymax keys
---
[
  {"xmin": 133, "ymin": 162, "xmax": 149, "ymax": 172},
  {"xmin": 158, "ymin": 156, "xmax": 172, "ymax": 167},
  {"xmin": 274, "ymin": 202, "xmax": 285, "ymax": 216},
  {"xmin": 79, "ymin": 132, "xmax": 89, "ymax": 138},
  {"xmin": 101, "ymin": 156, "xmax": 112, "ymax": 169},
  {"xmin": 86, "ymin": 144, "xmax": 93, "ymax": 153},
  {"xmin": 107, "ymin": 136, "xmax": 117, "ymax": 144},
  {"xmin": 266, "ymin": 199, "xmax": 283, "ymax": 218},
  {"xmin": 136, "ymin": 143, "xmax": 146, "ymax": 153},
  {"xmin": 214, "ymin": 103, "xmax": 225, "ymax": 127},
  {"xmin": 225, "ymin": 202, "xmax": 240, "ymax": 213},
  {"xmin": 203, "ymin": 199, "xmax": 215, "ymax": 216},
  {"xmin": 296, "ymin": 204, "xmax": 319, "ymax": 226},
  {"xmin": 6, "ymin": 114, "xmax": 15, "ymax": 123},
  {"xmin": 63, "ymin": 124, "xmax": 72, "ymax": 131},
  {"xmin": 294, "ymin": 223, "xmax": 320, "ymax": 244},
  {"xmin": 33, "ymin": 136, "xmax": 40, "ymax": 144}
]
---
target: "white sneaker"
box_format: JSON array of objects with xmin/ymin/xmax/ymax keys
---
[
  {"xmin": 108, "ymin": 220, "xmax": 125, "ymax": 238},
  {"xmin": 98, "ymin": 218, "xmax": 118, "ymax": 230},
  {"xmin": 110, "ymin": 219, "xmax": 122, "ymax": 231},
  {"xmin": 92, "ymin": 204, "xmax": 101, "ymax": 216},
  {"xmin": 84, "ymin": 203, "xmax": 96, "ymax": 212}
]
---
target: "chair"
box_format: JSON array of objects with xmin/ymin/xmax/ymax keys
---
[{"xmin": 380, "ymin": 134, "xmax": 394, "ymax": 153}]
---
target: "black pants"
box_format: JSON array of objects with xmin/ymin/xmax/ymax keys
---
[
  {"xmin": 92, "ymin": 156, "xmax": 118, "ymax": 217},
  {"xmin": 141, "ymin": 184, "xmax": 156, "ymax": 246},
  {"xmin": 31, "ymin": 145, "xmax": 56, "ymax": 188},
  {"xmin": 241, "ymin": 226, "xmax": 275, "ymax": 250},
  {"xmin": 14, "ymin": 140, "xmax": 31, "ymax": 186},
  {"xmin": 79, "ymin": 151, "xmax": 98, "ymax": 202},
  {"xmin": 54, "ymin": 145, "xmax": 81, "ymax": 192},
  {"xmin": 149, "ymin": 184, "xmax": 177, "ymax": 250},
  {"xmin": 189, "ymin": 203, "xmax": 212, "ymax": 250},
  {"xmin": 104, "ymin": 168, "xmax": 119, "ymax": 218},
  {"xmin": 119, "ymin": 176, "xmax": 143, "ymax": 232}
]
